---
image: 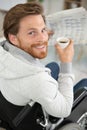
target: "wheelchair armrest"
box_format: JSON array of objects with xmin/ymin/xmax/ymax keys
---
[
  {"xmin": 73, "ymin": 87, "xmax": 87, "ymax": 109},
  {"xmin": 12, "ymin": 104, "xmax": 33, "ymax": 127}
]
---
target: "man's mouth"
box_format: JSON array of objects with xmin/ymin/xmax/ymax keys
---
[{"xmin": 35, "ymin": 45, "xmax": 46, "ymax": 49}]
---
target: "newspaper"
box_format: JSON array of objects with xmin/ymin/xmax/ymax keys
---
[{"xmin": 46, "ymin": 7, "xmax": 87, "ymax": 46}]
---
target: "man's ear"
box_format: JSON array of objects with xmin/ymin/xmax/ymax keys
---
[{"xmin": 8, "ymin": 33, "xmax": 19, "ymax": 46}]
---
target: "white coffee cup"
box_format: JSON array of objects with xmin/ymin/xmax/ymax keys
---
[{"xmin": 56, "ymin": 37, "xmax": 70, "ymax": 49}]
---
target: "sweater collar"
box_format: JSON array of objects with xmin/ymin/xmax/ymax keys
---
[{"xmin": 2, "ymin": 40, "xmax": 44, "ymax": 66}]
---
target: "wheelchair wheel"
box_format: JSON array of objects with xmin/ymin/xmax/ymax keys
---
[{"xmin": 58, "ymin": 123, "xmax": 83, "ymax": 130}]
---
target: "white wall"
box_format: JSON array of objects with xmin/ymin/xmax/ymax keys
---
[
  {"xmin": 0, "ymin": 0, "xmax": 64, "ymax": 14},
  {"xmin": 0, "ymin": 0, "xmax": 27, "ymax": 11},
  {"xmin": 42, "ymin": 0, "xmax": 64, "ymax": 15}
]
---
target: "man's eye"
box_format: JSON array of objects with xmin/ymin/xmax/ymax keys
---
[
  {"xmin": 42, "ymin": 28, "xmax": 47, "ymax": 33},
  {"xmin": 28, "ymin": 31, "xmax": 35, "ymax": 35}
]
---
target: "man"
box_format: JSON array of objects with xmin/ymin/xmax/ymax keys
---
[{"xmin": 0, "ymin": 2, "xmax": 74, "ymax": 130}]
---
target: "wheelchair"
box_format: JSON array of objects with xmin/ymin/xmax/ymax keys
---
[
  {"xmin": 55, "ymin": 87, "xmax": 87, "ymax": 130},
  {"xmin": 0, "ymin": 87, "xmax": 87, "ymax": 130}
]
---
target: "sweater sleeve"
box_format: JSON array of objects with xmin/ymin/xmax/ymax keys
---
[{"xmin": 29, "ymin": 65, "xmax": 74, "ymax": 118}]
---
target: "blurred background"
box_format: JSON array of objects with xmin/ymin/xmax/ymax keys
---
[
  {"xmin": 0, "ymin": 0, "xmax": 87, "ymax": 85},
  {"xmin": 0, "ymin": 0, "xmax": 87, "ymax": 37}
]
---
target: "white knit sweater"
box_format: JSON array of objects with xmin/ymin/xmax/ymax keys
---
[{"xmin": 0, "ymin": 41, "xmax": 74, "ymax": 118}]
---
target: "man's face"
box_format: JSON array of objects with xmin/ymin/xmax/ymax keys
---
[{"xmin": 12, "ymin": 15, "xmax": 49, "ymax": 59}]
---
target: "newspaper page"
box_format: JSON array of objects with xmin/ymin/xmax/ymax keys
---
[{"xmin": 46, "ymin": 7, "xmax": 87, "ymax": 46}]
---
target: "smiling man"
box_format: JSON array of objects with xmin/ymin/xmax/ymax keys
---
[
  {"xmin": 0, "ymin": 2, "xmax": 74, "ymax": 130},
  {"xmin": 9, "ymin": 14, "xmax": 49, "ymax": 59}
]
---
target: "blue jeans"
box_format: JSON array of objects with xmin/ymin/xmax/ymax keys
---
[
  {"xmin": 46, "ymin": 62, "xmax": 87, "ymax": 92},
  {"xmin": 46, "ymin": 62, "xmax": 60, "ymax": 80},
  {"xmin": 74, "ymin": 78, "xmax": 87, "ymax": 92}
]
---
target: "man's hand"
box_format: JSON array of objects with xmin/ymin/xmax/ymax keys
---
[{"xmin": 55, "ymin": 39, "xmax": 74, "ymax": 63}]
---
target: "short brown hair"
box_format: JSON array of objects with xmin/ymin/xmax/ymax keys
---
[{"xmin": 3, "ymin": 2, "xmax": 45, "ymax": 41}]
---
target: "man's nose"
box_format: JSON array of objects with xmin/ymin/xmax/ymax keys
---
[{"xmin": 37, "ymin": 32, "xmax": 47, "ymax": 42}]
